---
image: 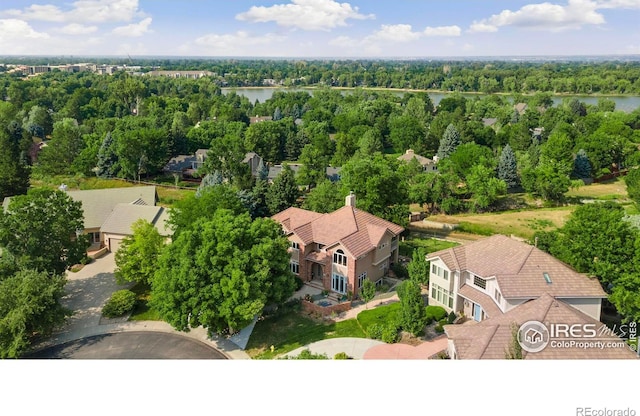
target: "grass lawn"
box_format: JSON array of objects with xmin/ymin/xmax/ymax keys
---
[
  {"xmin": 399, "ymin": 235, "xmax": 459, "ymax": 257},
  {"xmin": 427, "ymin": 206, "xmax": 575, "ymax": 240},
  {"xmin": 128, "ymin": 283, "xmax": 162, "ymax": 321},
  {"xmin": 246, "ymin": 304, "xmax": 366, "ymax": 359},
  {"xmin": 156, "ymin": 186, "xmax": 195, "ymax": 207},
  {"xmin": 566, "ymin": 179, "xmax": 628, "ymax": 201},
  {"xmin": 356, "ymin": 302, "xmax": 401, "ymax": 333}
]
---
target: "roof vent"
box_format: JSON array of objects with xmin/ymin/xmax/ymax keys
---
[{"xmin": 543, "ymin": 272, "xmax": 552, "ymax": 284}]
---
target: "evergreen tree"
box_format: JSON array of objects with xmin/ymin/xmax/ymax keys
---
[
  {"xmin": 397, "ymin": 279, "xmax": 427, "ymax": 336},
  {"xmin": 497, "ymin": 144, "xmax": 519, "ymax": 188},
  {"xmin": 256, "ymin": 158, "xmax": 268, "ymax": 181},
  {"xmin": 0, "ymin": 130, "xmax": 29, "ymax": 199},
  {"xmin": 95, "ymin": 132, "xmax": 118, "ymax": 178},
  {"xmin": 249, "ymin": 178, "xmax": 270, "ymax": 219},
  {"xmin": 573, "ymin": 149, "xmax": 592, "ymax": 179},
  {"xmin": 436, "ymin": 123, "xmax": 461, "ymax": 160},
  {"xmin": 196, "ymin": 171, "xmax": 224, "ymax": 197},
  {"xmin": 266, "ymin": 165, "xmax": 300, "ymax": 215},
  {"xmin": 273, "ymin": 107, "xmax": 282, "ymax": 121}
]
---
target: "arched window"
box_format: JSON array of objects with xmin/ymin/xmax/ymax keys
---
[{"xmin": 333, "ymin": 249, "xmax": 347, "ymax": 266}]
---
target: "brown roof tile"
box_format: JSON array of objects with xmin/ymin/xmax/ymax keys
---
[
  {"xmin": 427, "ymin": 235, "xmax": 605, "ymax": 299},
  {"xmin": 458, "ymin": 284, "xmax": 503, "ymax": 319}
]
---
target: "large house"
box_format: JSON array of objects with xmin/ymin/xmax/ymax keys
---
[
  {"xmin": 425, "ymin": 235, "xmax": 606, "ymax": 322},
  {"xmin": 272, "ymin": 193, "xmax": 404, "ymax": 296},
  {"xmin": 63, "ymin": 186, "xmax": 170, "ymax": 253}
]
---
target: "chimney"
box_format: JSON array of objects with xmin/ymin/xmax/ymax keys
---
[
  {"xmin": 406, "ymin": 149, "xmax": 414, "ymax": 155},
  {"xmin": 345, "ymin": 191, "xmax": 356, "ymax": 207}
]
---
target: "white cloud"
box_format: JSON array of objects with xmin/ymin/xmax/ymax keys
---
[
  {"xmin": 236, "ymin": 0, "xmax": 374, "ymax": 31},
  {"xmin": 58, "ymin": 23, "xmax": 98, "ymax": 35},
  {"xmin": 0, "ymin": 19, "xmax": 51, "ymax": 54},
  {"xmin": 192, "ymin": 31, "xmax": 287, "ymax": 55},
  {"xmin": 469, "ymin": 0, "xmax": 607, "ymax": 33},
  {"xmin": 4, "ymin": 0, "xmax": 143, "ymax": 23},
  {"xmin": 112, "ymin": 17, "xmax": 152, "ymax": 37},
  {"xmin": 424, "ymin": 25, "xmax": 461, "ymax": 37},
  {"xmin": 595, "ymin": 0, "xmax": 640, "ymax": 8},
  {"xmin": 369, "ymin": 24, "xmax": 422, "ymax": 42}
]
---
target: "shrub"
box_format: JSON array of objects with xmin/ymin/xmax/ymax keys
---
[
  {"xmin": 391, "ymin": 263, "xmax": 409, "ymax": 279},
  {"xmin": 281, "ymin": 349, "xmax": 329, "ymax": 359},
  {"xmin": 367, "ymin": 323, "xmax": 385, "ymax": 340},
  {"xmin": 294, "ymin": 277, "xmax": 304, "ymax": 291},
  {"xmin": 426, "ymin": 305, "xmax": 448, "ymax": 323},
  {"xmin": 102, "ymin": 289, "xmax": 137, "ymax": 318},
  {"xmin": 435, "ymin": 318, "xmax": 448, "ymax": 333},
  {"xmin": 381, "ymin": 324, "xmax": 400, "ymax": 344},
  {"xmin": 447, "ymin": 311, "xmax": 457, "ymax": 324},
  {"xmin": 334, "ymin": 352, "xmax": 350, "ymax": 360}
]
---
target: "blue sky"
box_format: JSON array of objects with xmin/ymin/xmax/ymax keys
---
[{"xmin": 0, "ymin": 0, "xmax": 639, "ymax": 57}]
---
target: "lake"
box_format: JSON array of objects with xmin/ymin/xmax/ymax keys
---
[{"xmin": 222, "ymin": 87, "xmax": 640, "ymax": 112}]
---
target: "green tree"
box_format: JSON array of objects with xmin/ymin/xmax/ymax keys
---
[
  {"xmin": 95, "ymin": 131, "xmax": 118, "ymax": 178},
  {"xmin": 467, "ymin": 164, "xmax": 507, "ymax": 212},
  {"xmin": 114, "ymin": 219, "xmax": 166, "ymax": 286},
  {"xmin": 397, "ymin": 279, "xmax": 427, "ymax": 336},
  {"xmin": 436, "ymin": 123, "xmax": 461, "ymax": 160},
  {"xmin": 151, "ymin": 210, "xmax": 297, "ymax": 334},
  {"xmin": 573, "ymin": 149, "xmax": 592, "ymax": 180},
  {"xmin": 497, "ymin": 144, "xmax": 519, "ymax": 188},
  {"xmin": 505, "ymin": 322, "xmax": 523, "ymax": 359},
  {"xmin": 408, "ymin": 248, "xmax": 429, "ymax": 285},
  {"xmin": 266, "ymin": 165, "xmax": 300, "ymax": 215},
  {"xmin": 35, "ymin": 118, "xmax": 85, "ymax": 176},
  {"xmin": 0, "ymin": 129, "xmax": 29, "ymax": 199},
  {"xmin": 625, "ymin": 168, "xmax": 640, "ymax": 204},
  {"xmin": 0, "ymin": 270, "xmax": 69, "ymax": 358},
  {"xmin": 0, "ymin": 188, "xmax": 88, "ymax": 275},
  {"xmin": 302, "ymin": 180, "xmax": 343, "ymax": 213},
  {"xmin": 297, "ymin": 144, "xmax": 329, "ymax": 189},
  {"xmin": 360, "ymin": 278, "xmax": 376, "ymax": 308}
]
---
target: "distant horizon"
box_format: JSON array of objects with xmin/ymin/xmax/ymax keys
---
[{"xmin": 1, "ymin": 1, "xmax": 639, "ymax": 57}]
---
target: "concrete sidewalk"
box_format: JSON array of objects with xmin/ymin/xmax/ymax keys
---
[{"xmin": 284, "ymin": 338, "xmax": 385, "ymax": 359}]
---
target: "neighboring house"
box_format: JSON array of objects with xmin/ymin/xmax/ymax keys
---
[
  {"xmin": 267, "ymin": 164, "xmax": 342, "ymax": 183},
  {"xmin": 444, "ymin": 293, "xmax": 637, "ymax": 359},
  {"xmin": 514, "ymin": 102, "xmax": 528, "ymax": 115},
  {"xmin": 163, "ymin": 148, "xmax": 208, "ymax": 178},
  {"xmin": 64, "ymin": 186, "xmax": 169, "ymax": 252},
  {"xmin": 242, "ymin": 152, "xmax": 265, "ymax": 178},
  {"xmin": 147, "ymin": 70, "xmax": 213, "ymax": 79},
  {"xmin": 272, "ymin": 193, "xmax": 404, "ymax": 297},
  {"xmin": 425, "ymin": 235, "xmax": 606, "ymax": 323},
  {"xmin": 397, "ymin": 149, "xmax": 438, "ymax": 173},
  {"xmin": 482, "ymin": 118, "xmax": 498, "ymax": 128}
]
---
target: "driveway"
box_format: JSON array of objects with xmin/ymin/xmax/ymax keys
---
[{"xmin": 30, "ymin": 253, "xmax": 249, "ymax": 359}]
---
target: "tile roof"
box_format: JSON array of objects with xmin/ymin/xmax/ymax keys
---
[
  {"xmin": 272, "ymin": 205, "xmax": 404, "ymax": 259},
  {"xmin": 458, "ymin": 284, "xmax": 503, "ymax": 319},
  {"xmin": 397, "ymin": 149, "xmax": 434, "ymax": 166},
  {"xmin": 163, "ymin": 154, "xmax": 196, "ymax": 172},
  {"xmin": 426, "ymin": 235, "xmax": 605, "ymax": 299},
  {"xmin": 101, "ymin": 203, "xmax": 164, "ymax": 235},
  {"xmin": 445, "ymin": 293, "xmax": 638, "ymax": 359},
  {"xmin": 66, "ymin": 186, "xmax": 158, "ymax": 229}
]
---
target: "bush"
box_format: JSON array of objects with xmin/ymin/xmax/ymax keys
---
[
  {"xmin": 102, "ymin": 289, "xmax": 137, "ymax": 318},
  {"xmin": 447, "ymin": 311, "xmax": 457, "ymax": 324},
  {"xmin": 367, "ymin": 323, "xmax": 385, "ymax": 340},
  {"xmin": 334, "ymin": 352, "xmax": 350, "ymax": 360},
  {"xmin": 426, "ymin": 305, "xmax": 448, "ymax": 323},
  {"xmin": 281, "ymin": 349, "xmax": 329, "ymax": 359},
  {"xmin": 294, "ymin": 277, "xmax": 304, "ymax": 291},
  {"xmin": 435, "ymin": 318, "xmax": 448, "ymax": 333},
  {"xmin": 391, "ymin": 263, "xmax": 409, "ymax": 279},
  {"xmin": 381, "ymin": 323, "xmax": 400, "ymax": 344}
]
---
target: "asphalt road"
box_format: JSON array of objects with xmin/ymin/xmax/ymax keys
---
[{"xmin": 27, "ymin": 331, "xmax": 228, "ymax": 359}]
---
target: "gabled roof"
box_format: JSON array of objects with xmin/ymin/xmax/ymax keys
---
[
  {"xmin": 426, "ymin": 235, "xmax": 605, "ymax": 299},
  {"xmin": 66, "ymin": 186, "xmax": 158, "ymax": 229},
  {"xmin": 272, "ymin": 205, "xmax": 404, "ymax": 259},
  {"xmin": 101, "ymin": 203, "xmax": 168, "ymax": 236},
  {"xmin": 397, "ymin": 149, "xmax": 435, "ymax": 166},
  {"xmin": 445, "ymin": 293, "xmax": 637, "ymax": 359},
  {"xmin": 163, "ymin": 154, "xmax": 196, "ymax": 172}
]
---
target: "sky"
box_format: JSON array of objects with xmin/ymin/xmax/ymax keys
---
[{"xmin": 0, "ymin": 0, "xmax": 639, "ymax": 57}]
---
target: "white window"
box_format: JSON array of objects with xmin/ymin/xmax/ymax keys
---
[
  {"xmin": 331, "ymin": 273, "xmax": 346, "ymax": 294},
  {"xmin": 431, "ymin": 283, "xmax": 454, "ymax": 308},
  {"xmin": 494, "ymin": 289, "xmax": 501, "ymax": 303},
  {"xmin": 474, "ymin": 275, "xmax": 487, "ymax": 290},
  {"xmin": 357, "ymin": 271, "xmax": 367, "ymax": 290},
  {"xmin": 431, "ymin": 264, "xmax": 449, "ymax": 280},
  {"xmin": 290, "ymin": 262, "xmax": 299, "ymax": 275},
  {"xmin": 333, "ymin": 249, "xmax": 347, "ymax": 266},
  {"xmin": 88, "ymin": 232, "xmax": 100, "ymax": 244},
  {"xmin": 291, "ymin": 241, "xmax": 300, "ymax": 250}
]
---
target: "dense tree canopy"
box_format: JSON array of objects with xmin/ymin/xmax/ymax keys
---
[
  {"xmin": 114, "ymin": 219, "xmax": 166, "ymax": 286},
  {"xmin": 151, "ymin": 209, "xmax": 297, "ymax": 334}
]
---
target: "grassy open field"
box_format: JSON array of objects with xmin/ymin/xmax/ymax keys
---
[
  {"xmin": 566, "ymin": 179, "xmax": 629, "ymax": 201},
  {"xmin": 426, "ymin": 206, "xmax": 576, "ymax": 240}
]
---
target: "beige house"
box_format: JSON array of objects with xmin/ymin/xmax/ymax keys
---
[
  {"xmin": 64, "ymin": 186, "xmax": 170, "ymax": 253},
  {"xmin": 425, "ymin": 235, "xmax": 606, "ymax": 322},
  {"xmin": 397, "ymin": 149, "xmax": 438, "ymax": 173},
  {"xmin": 444, "ymin": 293, "xmax": 637, "ymax": 359},
  {"xmin": 272, "ymin": 193, "xmax": 404, "ymax": 297}
]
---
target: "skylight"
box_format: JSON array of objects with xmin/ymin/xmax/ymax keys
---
[{"xmin": 543, "ymin": 272, "xmax": 552, "ymax": 284}]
